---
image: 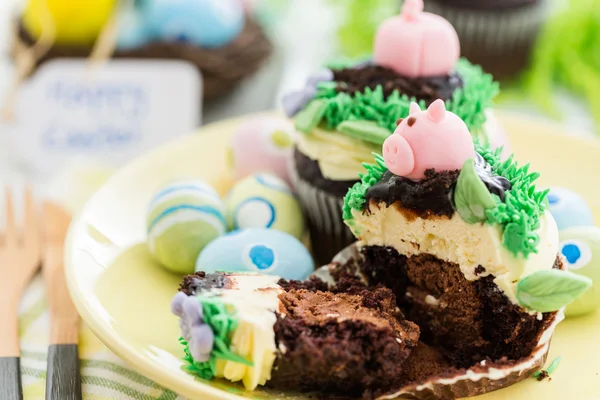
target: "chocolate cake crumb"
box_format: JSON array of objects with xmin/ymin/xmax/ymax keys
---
[
  {"xmin": 332, "ymin": 65, "xmax": 463, "ymax": 105},
  {"xmin": 178, "ymin": 271, "xmax": 230, "ymax": 295},
  {"xmin": 271, "ymin": 287, "xmax": 419, "ymax": 398},
  {"xmin": 475, "ymin": 266, "xmax": 486, "ymax": 275},
  {"xmin": 365, "ymin": 169, "xmax": 460, "ymax": 218},
  {"xmin": 278, "ymin": 276, "xmax": 330, "ymax": 292},
  {"xmin": 536, "ymin": 370, "xmax": 549, "ymax": 381}
]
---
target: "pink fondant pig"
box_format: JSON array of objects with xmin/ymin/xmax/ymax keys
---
[
  {"xmin": 383, "ymin": 100, "xmax": 474, "ymax": 180},
  {"xmin": 373, "ymin": 0, "xmax": 460, "ymax": 78},
  {"xmin": 231, "ymin": 116, "xmax": 296, "ymax": 185}
]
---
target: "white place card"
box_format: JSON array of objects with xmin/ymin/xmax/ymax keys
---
[{"xmin": 2, "ymin": 59, "xmax": 202, "ymax": 178}]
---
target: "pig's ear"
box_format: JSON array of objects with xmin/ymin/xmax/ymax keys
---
[
  {"xmin": 409, "ymin": 102, "xmax": 421, "ymax": 114},
  {"xmin": 427, "ymin": 99, "xmax": 446, "ymax": 123}
]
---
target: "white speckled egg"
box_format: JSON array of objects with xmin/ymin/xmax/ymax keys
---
[
  {"xmin": 547, "ymin": 187, "xmax": 595, "ymax": 230},
  {"xmin": 560, "ymin": 226, "xmax": 600, "ymax": 317},
  {"xmin": 147, "ymin": 181, "xmax": 226, "ymax": 274},
  {"xmin": 230, "ymin": 116, "xmax": 296, "ymax": 186},
  {"xmin": 225, "ymin": 173, "xmax": 304, "ymax": 239},
  {"xmin": 195, "ymin": 228, "xmax": 314, "ymax": 280}
]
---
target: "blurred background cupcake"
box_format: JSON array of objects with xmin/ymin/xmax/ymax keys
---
[{"xmin": 423, "ymin": 0, "xmax": 552, "ymax": 80}]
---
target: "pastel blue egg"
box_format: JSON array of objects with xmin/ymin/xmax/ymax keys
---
[
  {"xmin": 116, "ymin": 9, "xmax": 152, "ymax": 50},
  {"xmin": 195, "ymin": 228, "xmax": 314, "ymax": 280},
  {"xmin": 141, "ymin": 0, "xmax": 245, "ymax": 48},
  {"xmin": 547, "ymin": 187, "xmax": 595, "ymax": 230}
]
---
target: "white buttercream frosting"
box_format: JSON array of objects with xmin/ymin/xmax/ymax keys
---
[
  {"xmin": 296, "ymin": 126, "xmax": 380, "ymax": 181},
  {"xmin": 351, "ymin": 203, "xmax": 559, "ymax": 305}
]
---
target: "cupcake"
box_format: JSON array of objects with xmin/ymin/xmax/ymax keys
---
[
  {"xmin": 424, "ymin": 0, "xmax": 551, "ymax": 80},
  {"xmin": 283, "ymin": 0, "xmax": 499, "ymax": 265},
  {"xmin": 170, "ymin": 104, "xmax": 590, "ymax": 398},
  {"xmin": 14, "ymin": 0, "xmax": 271, "ymax": 101},
  {"xmin": 331, "ymin": 100, "xmax": 589, "ymax": 398}
]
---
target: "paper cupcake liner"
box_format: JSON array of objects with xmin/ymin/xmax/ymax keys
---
[
  {"xmin": 316, "ymin": 244, "xmax": 563, "ymax": 400},
  {"xmin": 288, "ymin": 161, "xmax": 356, "ymax": 266},
  {"xmin": 425, "ymin": 0, "xmax": 551, "ymax": 77}
]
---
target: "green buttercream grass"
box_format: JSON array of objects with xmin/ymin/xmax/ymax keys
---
[
  {"xmin": 296, "ymin": 58, "xmax": 498, "ymax": 144},
  {"xmin": 180, "ymin": 296, "xmax": 251, "ymax": 380},
  {"xmin": 343, "ymin": 146, "xmax": 550, "ymax": 258}
]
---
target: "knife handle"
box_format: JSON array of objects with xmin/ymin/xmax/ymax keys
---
[
  {"xmin": 0, "ymin": 357, "xmax": 22, "ymax": 400},
  {"xmin": 46, "ymin": 345, "xmax": 82, "ymax": 400}
]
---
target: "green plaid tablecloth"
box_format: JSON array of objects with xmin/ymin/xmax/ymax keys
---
[{"xmin": 19, "ymin": 275, "xmax": 186, "ymax": 400}]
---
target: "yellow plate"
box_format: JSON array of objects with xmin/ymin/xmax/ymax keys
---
[{"xmin": 66, "ymin": 113, "xmax": 600, "ymax": 400}]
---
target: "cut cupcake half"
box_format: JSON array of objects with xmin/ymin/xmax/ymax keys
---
[
  {"xmin": 334, "ymin": 102, "xmax": 591, "ymax": 397},
  {"xmin": 172, "ymin": 271, "xmax": 420, "ymax": 398}
]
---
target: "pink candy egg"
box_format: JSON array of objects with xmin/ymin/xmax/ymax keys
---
[
  {"xmin": 373, "ymin": 0, "xmax": 460, "ymax": 78},
  {"xmin": 230, "ymin": 117, "xmax": 296, "ymax": 185}
]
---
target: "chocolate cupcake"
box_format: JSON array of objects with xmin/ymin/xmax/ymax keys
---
[
  {"xmin": 331, "ymin": 100, "xmax": 589, "ymax": 398},
  {"xmin": 424, "ymin": 0, "xmax": 551, "ymax": 80},
  {"xmin": 283, "ymin": 0, "xmax": 499, "ymax": 265},
  {"xmin": 14, "ymin": 0, "xmax": 271, "ymax": 101}
]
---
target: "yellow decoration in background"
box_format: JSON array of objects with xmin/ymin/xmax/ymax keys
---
[{"xmin": 22, "ymin": 0, "xmax": 118, "ymax": 45}]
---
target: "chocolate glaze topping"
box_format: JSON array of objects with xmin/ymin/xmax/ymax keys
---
[
  {"xmin": 364, "ymin": 154, "xmax": 512, "ymax": 217},
  {"xmin": 333, "ymin": 65, "xmax": 463, "ymax": 105},
  {"xmin": 178, "ymin": 271, "xmax": 230, "ymax": 295},
  {"xmin": 475, "ymin": 153, "xmax": 512, "ymax": 201},
  {"xmin": 365, "ymin": 169, "xmax": 460, "ymax": 218}
]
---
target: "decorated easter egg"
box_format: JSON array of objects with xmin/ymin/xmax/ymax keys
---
[
  {"xmin": 547, "ymin": 187, "xmax": 595, "ymax": 230},
  {"xmin": 559, "ymin": 227, "xmax": 600, "ymax": 317},
  {"xmin": 195, "ymin": 228, "xmax": 314, "ymax": 280},
  {"xmin": 230, "ymin": 116, "xmax": 296, "ymax": 185},
  {"xmin": 373, "ymin": 0, "xmax": 459, "ymax": 77},
  {"xmin": 147, "ymin": 181, "xmax": 227, "ymax": 274},
  {"xmin": 142, "ymin": 0, "xmax": 245, "ymax": 48},
  {"xmin": 116, "ymin": 8, "xmax": 152, "ymax": 50},
  {"xmin": 225, "ymin": 174, "xmax": 304, "ymax": 239},
  {"xmin": 23, "ymin": 0, "xmax": 118, "ymax": 45}
]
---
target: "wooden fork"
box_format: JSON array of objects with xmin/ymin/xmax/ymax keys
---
[
  {"xmin": 42, "ymin": 202, "xmax": 81, "ymax": 400},
  {"xmin": 0, "ymin": 188, "xmax": 42, "ymax": 400}
]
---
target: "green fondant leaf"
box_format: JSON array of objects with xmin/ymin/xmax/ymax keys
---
[
  {"xmin": 516, "ymin": 269, "xmax": 592, "ymax": 313},
  {"xmin": 337, "ymin": 120, "xmax": 391, "ymax": 145},
  {"xmin": 294, "ymin": 99, "xmax": 327, "ymax": 133},
  {"xmin": 455, "ymin": 158, "xmax": 497, "ymax": 224}
]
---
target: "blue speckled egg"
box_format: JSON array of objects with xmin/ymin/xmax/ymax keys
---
[
  {"xmin": 147, "ymin": 181, "xmax": 227, "ymax": 274},
  {"xmin": 141, "ymin": 0, "xmax": 245, "ymax": 48},
  {"xmin": 225, "ymin": 174, "xmax": 304, "ymax": 239},
  {"xmin": 195, "ymin": 228, "xmax": 314, "ymax": 280},
  {"xmin": 560, "ymin": 226, "xmax": 600, "ymax": 317},
  {"xmin": 547, "ymin": 187, "xmax": 595, "ymax": 230}
]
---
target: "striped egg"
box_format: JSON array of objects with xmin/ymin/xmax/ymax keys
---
[
  {"xmin": 225, "ymin": 173, "xmax": 304, "ymax": 239},
  {"xmin": 147, "ymin": 181, "xmax": 227, "ymax": 274}
]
